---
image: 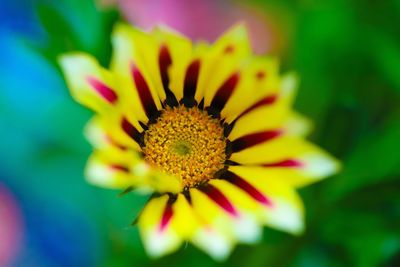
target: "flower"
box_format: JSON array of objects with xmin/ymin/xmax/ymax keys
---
[{"xmin": 59, "ymin": 23, "xmax": 340, "ymax": 260}]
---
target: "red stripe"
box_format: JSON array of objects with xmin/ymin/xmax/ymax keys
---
[
  {"xmin": 223, "ymin": 171, "xmax": 272, "ymax": 207},
  {"xmin": 121, "ymin": 117, "xmax": 142, "ymax": 144},
  {"xmin": 159, "ymin": 45, "xmax": 178, "ymax": 106},
  {"xmin": 86, "ymin": 76, "xmax": 118, "ymax": 103},
  {"xmin": 159, "ymin": 45, "xmax": 172, "ymax": 91},
  {"xmin": 105, "ymin": 136, "xmax": 128, "ymax": 151},
  {"xmin": 110, "ymin": 165, "xmax": 129, "ymax": 172},
  {"xmin": 262, "ymin": 159, "xmax": 303, "ymax": 168},
  {"xmin": 159, "ymin": 201, "xmax": 174, "ymax": 232},
  {"xmin": 201, "ymin": 185, "xmax": 238, "ymax": 217},
  {"xmin": 231, "ymin": 130, "xmax": 282, "ymax": 153},
  {"xmin": 210, "ymin": 72, "xmax": 240, "ymax": 112},
  {"xmin": 183, "ymin": 60, "xmax": 200, "ymax": 100},
  {"xmin": 237, "ymin": 94, "xmax": 277, "ymax": 120},
  {"xmin": 131, "ymin": 64, "xmax": 158, "ymax": 118}
]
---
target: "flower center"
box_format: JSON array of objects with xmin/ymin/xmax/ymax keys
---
[{"xmin": 142, "ymin": 105, "xmax": 227, "ymax": 189}]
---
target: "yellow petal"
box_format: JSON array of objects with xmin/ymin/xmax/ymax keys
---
[
  {"xmin": 197, "ymin": 23, "xmax": 251, "ymax": 106},
  {"xmin": 230, "ymin": 135, "xmax": 340, "ymax": 175},
  {"xmin": 189, "ymin": 185, "xmax": 261, "ymax": 251},
  {"xmin": 85, "ymin": 150, "xmax": 137, "ymax": 189},
  {"xmin": 59, "ymin": 52, "xmax": 119, "ymax": 113},
  {"xmin": 283, "ymin": 111, "xmax": 313, "ymax": 137},
  {"xmin": 230, "ymin": 152, "xmax": 339, "ymax": 188},
  {"xmin": 221, "ymin": 56, "xmax": 280, "ymax": 122},
  {"xmin": 152, "ymin": 26, "xmax": 193, "ymax": 101},
  {"xmin": 111, "ymin": 23, "xmax": 164, "ymax": 104},
  {"xmin": 228, "ymin": 166, "xmax": 305, "ymax": 234},
  {"xmin": 189, "ymin": 188, "xmax": 237, "ymax": 238},
  {"xmin": 86, "ymin": 147, "xmax": 182, "ymax": 193},
  {"xmin": 84, "ymin": 115, "xmax": 142, "ymax": 152},
  {"xmin": 209, "ymin": 179, "xmax": 263, "ymax": 244},
  {"xmin": 187, "ymin": 188, "xmax": 236, "ymax": 260},
  {"xmin": 228, "ymin": 73, "xmax": 298, "ymax": 140},
  {"xmin": 170, "ymin": 194, "xmax": 200, "ymax": 238},
  {"xmin": 138, "ymin": 195, "xmax": 182, "ymax": 257},
  {"xmin": 170, "ymin": 192, "xmax": 236, "ymax": 261}
]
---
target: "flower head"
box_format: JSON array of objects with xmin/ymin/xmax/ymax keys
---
[{"xmin": 59, "ymin": 23, "xmax": 340, "ymax": 260}]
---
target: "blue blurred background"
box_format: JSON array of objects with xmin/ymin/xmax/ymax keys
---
[{"xmin": 1, "ymin": 0, "xmax": 400, "ymax": 266}]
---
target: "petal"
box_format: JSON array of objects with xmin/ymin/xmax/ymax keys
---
[
  {"xmin": 138, "ymin": 195, "xmax": 182, "ymax": 258},
  {"xmin": 283, "ymin": 111, "xmax": 313, "ymax": 137},
  {"xmin": 152, "ymin": 26, "xmax": 193, "ymax": 102},
  {"xmin": 208, "ymin": 179, "xmax": 263, "ymax": 244},
  {"xmin": 111, "ymin": 23, "xmax": 162, "ymax": 120},
  {"xmin": 85, "ymin": 150, "xmax": 138, "ymax": 189},
  {"xmin": 85, "ymin": 115, "xmax": 142, "ymax": 151},
  {"xmin": 86, "ymin": 148, "xmax": 182, "ymax": 193},
  {"xmin": 221, "ymin": 56, "xmax": 280, "ymax": 122},
  {"xmin": 230, "ymin": 135, "xmax": 341, "ymax": 182},
  {"xmin": 227, "ymin": 73, "xmax": 298, "ymax": 140},
  {"xmin": 59, "ymin": 53, "xmax": 119, "ymax": 113},
  {"xmin": 189, "ymin": 186, "xmax": 261, "ymax": 254},
  {"xmin": 169, "ymin": 194, "xmax": 200, "ymax": 238},
  {"xmin": 189, "ymin": 188, "xmax": 237, "ymax": 232},
  {"xmin": 191, "ymin": 227, "xmax": 234, "ymax": 261},
  {"xmin": 197, "ymin": 24, "xmax": 251, "ymax": 107},
  {"xmin": 111, "ymin": 23, "xmax": 164, "ymax": 101},
  {"xmin": 229, "ymin": 135, "xmax": 341, "ymax": 187},
  {"xmin": 226, "ymin": 167, "xmax": 305, "ymax": 234},
  {"xmin": 228, "ymin": 150, "xmax": 339, "ymax": 188},
  {"xmin": 168, "ymin": 193, "xmax": 235, "ymax": 261},
  {"xmin": 189, "ymin": 188, "xmax": 237, "ymax": 259}
]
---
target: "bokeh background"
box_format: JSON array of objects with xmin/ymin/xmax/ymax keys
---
[{"xmin": 1, "ymin": 0, "xmax": 400, "ymax": 266}]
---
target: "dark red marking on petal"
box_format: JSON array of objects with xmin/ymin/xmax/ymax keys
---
[
  {"xmin": 223, "ymin": 171, "xmax": 273, "ymax": 207},
  {"xmin": 159, "ymin": 200, "xmax": 174, "ymax": 232},
  {"xmin": 210, "ymin": 72, "xmax": 240, "ymax": 112},
  {"xmin": 131, "ymin": 64, "xmax": 158, "ymax": 118},
  {"xmin": 231, "ymin": 130, "xmax": 282, "ymax": 153},
  {"xmin": 224, "ymin": 45, "xmax": 235, "ymax": 54},
  {"xmin": 158, "ymin": 45, "xmax": 178, "ymax": 106},
  {"xmin": 86, "ymin": 76, "xmax": 118, "ymax": 103},
  {"xmin": 238, "ymin": 94, "xmax": 277, "ymax": 120},
  {"xmin": 183, "ymin": 60, "xmax": 200, "ymax": 101},
  {"xmin": 224, "ymin": 95, "xmax": 278, "ymax": 137},
  {"xmin": 121, "ymin": 117, "xmax": 143, "ymax": 145},
  {"xmin": 262, "ymin": 159, "xmax": 303, "ymax": 168},
  {"xmin": 105, "ymin": 136, "xmax": 128, "ymax": 151},
  {"xmin": 256, "ymin": 71, "xmax": 266, "ymax": 80},
  {"xmin": 200, "ymin": 184, "xmax": 238, "ymax": 217},
  {"xmin": 159, "ymin": 45, "xmax": 172, "ymax": 90},
  {"xmin": 110, "ymin": 165, "xmax": 130, "ymax": 172}
]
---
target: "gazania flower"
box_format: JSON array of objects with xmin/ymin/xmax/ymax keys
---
[{"xmin": 59, "ymin": 23, "xmax": 340, "ymax": 260}]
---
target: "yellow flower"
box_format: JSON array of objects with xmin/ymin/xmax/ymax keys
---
[{"xmin": 59, "ymin": 23, "xmax": 340, "ymax": 260}]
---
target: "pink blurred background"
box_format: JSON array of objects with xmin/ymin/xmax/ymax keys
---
[
  {"xmin": 0, "ymin": 184, "xmax": 23, "ymax": 267},
  {"xmin": 100, "ymin": 0, "xmax": 290, "ymax": 55}
]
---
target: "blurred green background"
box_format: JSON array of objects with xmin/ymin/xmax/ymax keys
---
[{"xmin": 0, "ymin": 0, "xmax": 399, "ymax": 266}]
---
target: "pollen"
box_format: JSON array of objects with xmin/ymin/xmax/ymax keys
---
[{"xmin": 142, "ymin": 105, "xmax": 227, "ymax": 189}]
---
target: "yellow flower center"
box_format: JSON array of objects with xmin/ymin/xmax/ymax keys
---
[{"xmin": 142, "ymin": 105, "xmax": 227, "ymax": 189}]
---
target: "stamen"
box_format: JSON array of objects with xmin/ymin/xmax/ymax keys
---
[{"xmin": 142, "ymin": 106, "xmax": 226, "ymax": 188}]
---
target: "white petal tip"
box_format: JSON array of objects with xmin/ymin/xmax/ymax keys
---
[
  {"xmin": 192, "ymin": 230, "xmax": 233, "ymax": 261},
  {"xmin": 304, "ymin": 154, "xmax": 341, "ymax": 178},
  {"xmin": 143, "ymin": 230, "xmax": 182, "ymax": 258}
]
